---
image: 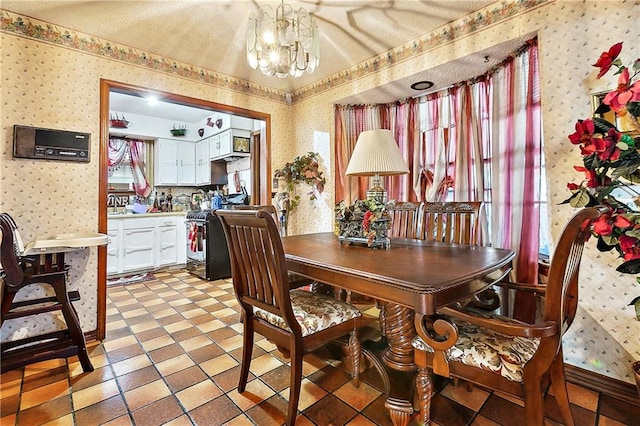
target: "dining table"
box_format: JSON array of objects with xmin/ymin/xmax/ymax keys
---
[{"xmin": 282, "ymin": 232, "xmax": 515, "ymax": 426}]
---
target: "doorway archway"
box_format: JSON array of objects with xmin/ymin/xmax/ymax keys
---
[{"xmin": 97, "ymin": 79, "xmax": 271, "ymax": 339}]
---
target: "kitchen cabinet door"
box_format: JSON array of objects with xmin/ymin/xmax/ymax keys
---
[
  {"xmin": 218, "ymin": 130, "xmax": 232, "ymax": 157},
  {"xmin": 178, "ymin": 142, "xmax": 196, "ymax": 185},
  {"xmin": 156, "ymin": 217, "xmax": 178, "ymax": 267},
  {"xmin": 195, "ymin": 139, "xmax": 210, "ymax": 185},
  {"xmin": 155, "ymin": 139, "xmax": 179, "ymax": 185},
  {"xmin": 106, "ymin": 219, "xmax": 122, "ymax": 275},
  {"xmin": 122, "ymin": 218, "xmax": 155, "ymax": 272},
  {"xmin": 209, "ymin": 134, "xmax": 220, "ymax": 159}
]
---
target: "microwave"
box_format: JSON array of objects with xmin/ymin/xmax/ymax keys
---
[{"xmin": 13, "ymin": 125, "xmax": 91, "ymax": 162}]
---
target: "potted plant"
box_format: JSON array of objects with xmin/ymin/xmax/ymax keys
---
[{"xmin": 273, "ymin": 152, "xmax": 326, "ymax": 212}]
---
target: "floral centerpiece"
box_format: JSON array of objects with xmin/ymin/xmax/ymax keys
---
[
  {"xmin": 274, "ymin": 152, "xmax": 326, "ymax": 212},
  {"xmin": 563, "ymin": 42, "xmax": 640, "ymax": 319},
  {"xmin": 334, "ymin": 198, "xmax": 391, "ymax": 248}
]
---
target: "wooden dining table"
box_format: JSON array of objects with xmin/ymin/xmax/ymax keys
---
[{"xmin": 282, "ymin": 232, "xmax": 515, "ymax": 426}]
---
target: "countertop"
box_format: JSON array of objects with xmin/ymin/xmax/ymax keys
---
[{"xmin": 107, "ymin": 211, "xmax": 187, "ymax": 218}]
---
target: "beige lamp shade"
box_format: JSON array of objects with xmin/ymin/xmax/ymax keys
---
[{"xmin": 345, "ymin": 129, "xmax": 409, "ymax": 176}]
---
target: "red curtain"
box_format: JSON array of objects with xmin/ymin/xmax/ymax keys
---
[{"xmin": 334, "ymin": 100, "xmax": 420, "ymax": 204}]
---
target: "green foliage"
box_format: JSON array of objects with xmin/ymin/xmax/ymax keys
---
[{"xmin": 274, "ymin": 152, "xmax": 326, "ymax": 212}]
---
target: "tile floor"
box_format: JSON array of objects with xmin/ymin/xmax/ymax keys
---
[{"xmin": 1, "ymin": 269, "xmax": 639, "ymax": 425}]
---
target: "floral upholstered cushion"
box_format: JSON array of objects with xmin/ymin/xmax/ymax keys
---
[
  {"xmin": 254, "ymin": 289, "xmax": 362, "ymax": 337},
  {"xmin": 412, "ymin": 314, "xmax": 540, "ymax": 382}
]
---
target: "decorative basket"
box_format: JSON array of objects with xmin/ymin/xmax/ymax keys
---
[
  {"xmin": 109, "ymin": 119, "xmax": 130, "ymax": 129},
  {"xmin": 335, "ymin": 214, "xmax": 390, "ymax": 249},
  {"xmin": 170, "ymin": 128, "xmax": 188, "ymax": 137}
]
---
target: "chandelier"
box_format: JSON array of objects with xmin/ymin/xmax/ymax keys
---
[{"xmin": 246, "ymin": 0, "xmax": 320, "ymax": 78}]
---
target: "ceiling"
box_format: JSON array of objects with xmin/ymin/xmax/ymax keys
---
[{"xmin": 2, "ymin": 0, "xmax": 530, "ymax": 117}]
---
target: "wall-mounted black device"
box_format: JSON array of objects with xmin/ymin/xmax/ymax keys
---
[{"xmin": 13, "ymin": 125, "xmax": 91, "ymax": 162}]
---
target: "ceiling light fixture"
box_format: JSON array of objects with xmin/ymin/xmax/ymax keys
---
[
  {"xmin": 410, "ymin": 81, "xmax": 434, "ymax": 91},
  {"xmin": 246, "ymin": 0, "xmax": 320, "ymax": 78}
]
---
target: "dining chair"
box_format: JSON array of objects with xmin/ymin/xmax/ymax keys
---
[
  {"xmin": 386, "ymin": 201, "xmax": 422, "ymax": 239},
  {"xmin": 232, "ymin": 204, "xmax": 315, "ymax": 291},
  {"xmin": 415, "ymin": 201, "xmax": 482, "ymax": 244},
  {"xmin": 0, "ymin": 213, "xmax": 94, "ymax": 373},
  {"xmin": 412, "ymin": 206, "xmax": 606, "ymax": 426},
  {"xmin": 215, "ymin": 209, "xmax": 363, "ymax": 426}
]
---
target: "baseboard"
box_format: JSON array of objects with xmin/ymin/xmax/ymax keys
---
[{"xmin": 566, "ymin": 364, "xmax": 639, "ymax": 406}]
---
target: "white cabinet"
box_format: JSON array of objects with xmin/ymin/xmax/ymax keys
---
[
  {"xmin": 106, "ymin": 221, "xmax": 122, "ymax": 275},
  {"xmin": 218, "ymin": 130, "xmax": 232, "ymax": 157},
  {"xmin": 155, "ymin": 139, "xmax": 196, "ymax": 186},
  {"xmin": 195, "ymin": 138, "xmax": 210, "ymax": 185},
  {"xmin": 107, "ymin": 214, "xmax": 188, "ymax": 276},
  {"xmin": 210, "ymin": 129, "xmax": 251, "ymax": 160},
  {"xmin": 155, "ymin": 139, "xmax": 179, "ymax": 185},
  {"xmin": 157, "ymin": 217, "xmax": 178, "ymax": 267},
  {"xmin": 178, "ymin": 142, "xmax": 196, "ymax": 184},
  {"xmin": 122, "ymin": 218, "xmax": 156, "ymax": 272},
  {"xmin": 209, "ymin": 133, "xmax": 221, "ymax": 159}
]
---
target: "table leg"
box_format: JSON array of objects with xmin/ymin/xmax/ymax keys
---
[
  {"xmin": 384, "ymin": 397, "xmax": 415, "ymax": 426},
  {"xmin": 381, "ymin": 302, "xmax": 416, "ymax": 371},
  {"xmin": 377, "ymin": 302, "xmax": 418, "ymax": 425}
]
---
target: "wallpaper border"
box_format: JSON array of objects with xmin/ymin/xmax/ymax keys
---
[{"xmin": 0, "ymin": 0, "xmax": 549, "ymax": 105}]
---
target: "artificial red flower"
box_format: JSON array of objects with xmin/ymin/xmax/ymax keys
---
[
  {"xmin": 574, "ymin": 165, "xmax": 600, "ymax": 188},
  {"xmin": 568, "ymin": 118, "xmax": 595, "ymax": 145},
  {"xmin": 612, "ymin": 214, "xmax": 633, "ymax": 229},
  {"xmin": 593, "ymin": 42, "xmax": 623, "ymax": 78},
  {"xmin": 592, "ymin": 214, "xmax": 614, "ymax": 236},
  {"xmin": 567, "ymin": 182, "xmax": 580, "ymax": 191},
  {"xmin": 603, "ymin": 68, "xmax": 640, "ymax": 112},
  {"xmin": 568, "ymin": 119, "xmax": 600, "ymax": 156},
  {"xmin": 619, "ymin": 235, "xmax": 640, "ymax": 261},
  {"xmin": 593, "ymin": 129, "xmax": 622, "ymax": 161},
  {"xmin": 362, "ymin": 210, "xmax": 374, "ymax": 232}
]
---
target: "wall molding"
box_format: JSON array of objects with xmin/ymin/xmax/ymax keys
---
[
  {"xmin": 566, "ymin": 364, "xmax": 639, "ymax": 407},
  {"xmin": 0, "ymin": 0, "xmax": 550, "ymax": 105}
]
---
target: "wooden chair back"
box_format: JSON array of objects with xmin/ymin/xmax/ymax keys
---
[
  {"xmin": 232, "ymin": 204, "xmax": 277, "ymax": 217},
  {"xmin": 544, "ymin": 207, "xmax": 603, "ymax": 335},
  {"xmin": 216, "ymin": 209, "xmax": 297, "ymax": 332},
  {"xmin": 416, "ymin": 201, "xmax": 482, "ymax": 244},
  {"xmin": 0, "ymin": 213, "xmax": 25, "ymax": 288},
  {"xmin": 232, "ymin": 204, "xmax": 282, "ymax": 235},
  {"xmin": 386, "ymin": 201, "xmax": 421, "ymax": 239}
]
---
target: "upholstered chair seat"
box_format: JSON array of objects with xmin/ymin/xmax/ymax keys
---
[
  {"xmin": 255, "ymin": 289, "xmax": 362, "ymax": 336},
  {"xmin": 412, "ymin": 313, "xmax": 540, "ymax": 383}
]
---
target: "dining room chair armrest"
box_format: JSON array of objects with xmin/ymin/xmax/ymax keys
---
[
  {"xmin": 439, "ymin": 306, "xmax": 558, "ymax": 338},
  {"xmin": 495, "ymin": 279, "xmax": 547, "ymax": 295}
]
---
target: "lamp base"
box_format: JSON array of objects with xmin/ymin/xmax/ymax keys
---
[
  {"xmin": 367, "ymin": 178, "xmax": 387, "ymax": 204},
  {"xmin": 366, "ymin": 189, "xmax": 387, "ymax": 204}
]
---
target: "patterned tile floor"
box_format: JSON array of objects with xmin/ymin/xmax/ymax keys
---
[{"xmin": 1, "ymin": 269, "xmax": 639, "ymax": 425}]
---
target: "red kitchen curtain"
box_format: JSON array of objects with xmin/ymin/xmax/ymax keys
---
[{"xmin": 108, "ymin": 138, "xmax": 152, "ymax": 198}]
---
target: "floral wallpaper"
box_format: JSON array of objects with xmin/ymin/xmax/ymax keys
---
[{"xmin": 1, "ymin": 0, "xmax": 639, "ymax": 385}]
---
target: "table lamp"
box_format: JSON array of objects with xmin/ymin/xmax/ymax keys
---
[{"xmin": 345, "ymin": 129, "xmax": 409, "ymax": 203}]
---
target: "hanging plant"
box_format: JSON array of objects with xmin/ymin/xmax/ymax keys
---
[{"xmin": 274, "ymin": 152, "xmax": 326, "ymax": 211}]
